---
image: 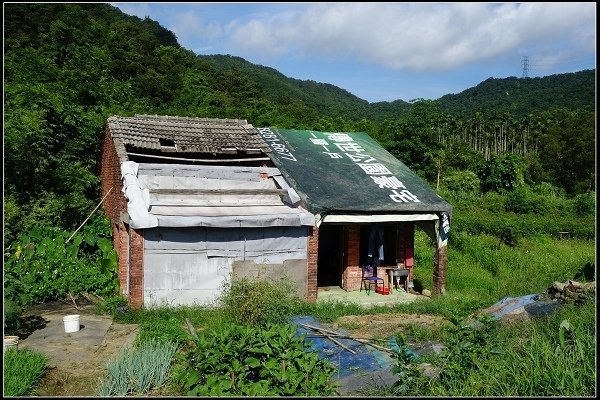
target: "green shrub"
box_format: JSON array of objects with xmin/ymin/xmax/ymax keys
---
[
  {"xmin": 3, "ymin": 348, "xmax": 48, "ymax": 396},
  {"xmin": 3, "ymin": 298, "xmax": 22, "ymax": 333},
  {"xmin": 3, "ymin": 216, "xmax": 118, "ymax": 306},
  {"xmin": 504, "ymin": 185, "xmax": 549, "ymax": 215},
  {"xmin": 174, "ymin": 323, "xmax": 339, "ymax": 396},
  {"xmin": 390, "ymin": 333, "xmax": 429, "ymax": 396},
  {"xmin": 219, "ymin": 277, "xmax": 301, "ymax": 326},
  {"xmin": 572, "ymin": 192, "xmax": 595, "ymax": 217},
  {"xmin": 95, "ymin": 295, "xmax": 128, "ymax": 316},
  {"xmin": 442, "ymin": 170, "xmax": 480, "ymax": 194},
  {"xmin": 479, "ymin": 191, "xmax": 506, "ymax": 212},
  {"xmin": 97, "ymin": 339, "xmax": 180, "ymax": 396},
  {"xmin": 453, "ymin": 210, "xmax": 594, "ymax": 240},
  {"xmin": 437, "ymin": 315, "xmax": 502, "ymax": 385}
]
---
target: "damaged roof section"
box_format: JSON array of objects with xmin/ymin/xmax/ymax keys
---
[
  {"xmin": 121, "ymin": 162, "xmax": 314, "ymax": 229},
  {"xmin": 107, "ymin": 114, "xmax": 271, "ymax": 163}
]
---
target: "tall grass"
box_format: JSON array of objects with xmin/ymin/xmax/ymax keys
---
[
  {"xmin": 3, "ymin": 348, "xmax": 48, "ymax": 396},
  {"xmin": 417, "ymin": 302, "xmax": 596, "ymax": 397},
  {"xmin": 413, "ymin": 230, "xmax": 595, "ymax": 313}
]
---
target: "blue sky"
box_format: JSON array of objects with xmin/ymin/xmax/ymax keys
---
[{"xmin": 112, "ymin": 2, "xmax": 596, "ymax": 103}]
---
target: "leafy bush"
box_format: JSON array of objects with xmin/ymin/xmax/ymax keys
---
[
  {"xmin": 3, "ymin": 348, "xmax": 48, "ymax": 396},
  {"xmin": 504, "ymin": 186, "xmax": 550, "ymax": 215},
  {"xmin": 442, "ymin": 170, "xmax": 480, "ymax": 194},
  {"xmin": 94, "ymin": 295, "xmax": 128, "ymax": 316},
  {"xmin": 3, "ymin": 298, "xmax": 23, "ymax": 333},
  {"xmin": 97, "ymin": 339, "xmax": 180, "ymax": 396},
  {"xmin": 174, "ymin": 323, "xmax": 339, "ymax": 396},
  {"xmin": 391, "ymin": 333, "xmax": 429, "ymax": 396},
  {"xmin": 476, "ymin": 153, "xmax": 524, "ymax": 193},
  {"xmin": 3, "ymin": 215, "xmax": 118, "ymax": 306},
  {"xmin": 218, "ymin": 277, "xmax": 301, "ymax": 326},
  {"xmin": 453, "ymin": 210, "xmax": 594, "ymax": 240},
  {"xmin": 438, "ymin": 315, "xmax": 502, "ymax": 384},
  {"xmin": 572, "ymin": 192, "xmax": 595, "ymax": 217}
]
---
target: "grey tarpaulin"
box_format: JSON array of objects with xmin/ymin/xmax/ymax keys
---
[{"xmin": 120, "ymin": 161, "xmax": 314, "ymax": 229}]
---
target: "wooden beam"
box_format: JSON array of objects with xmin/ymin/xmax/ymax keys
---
[
  {"xmin": 126, "ymin": 152, "xmax": 270, "ymax": 163},
  {"xmin": 150, "ymin": 188, "xmax": 288, "ymax": 196}
]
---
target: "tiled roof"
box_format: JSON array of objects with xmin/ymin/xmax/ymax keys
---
[{"xmin": 107, "ymin": 115, "xmax": 270, "ymax": 159}]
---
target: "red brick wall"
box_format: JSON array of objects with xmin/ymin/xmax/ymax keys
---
[
  {"xmin": 113, "ymin": 222, "xmax": 129, "ymax": 296},
  {"xmin": 433, "ymin": 245, "xmax": 447, "ymax": 296},
  {"xmin": 98, "ymin": 126, "xmax": 126, "ymax": 223},
  {"xmin": 99, "ymin": 125, "xmax": 130, "ymax": 299},
  {"xmin": 306, "ymin": 226, "xmax": 318, "ymax": 302},
  {"xmin": 128, "ymin": 227, "xmax": 144, "ymax": 309},
  {"xmin": 342, "ymin": 225, "xmax": 362, "ymax": 291}
]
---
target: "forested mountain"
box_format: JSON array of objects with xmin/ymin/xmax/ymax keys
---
[
  {"xmin": 436, "ymin": 70, "xmax": 596, "ymax": 117},
  {"xmin": 3, "ymin": 3, "xmax": 596, "ymax": 246},
  {"xmin": 201, "ymin": 55, "xmax": 382, "ymax": 120}
]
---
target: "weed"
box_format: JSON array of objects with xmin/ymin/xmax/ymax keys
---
[
  {"xmin": 174, "ymin": 323, "xmax": 339, "ymax": 396},
  {"xmin": 218, "ymin": 277, "xmax": 302, "ymax": 326}
]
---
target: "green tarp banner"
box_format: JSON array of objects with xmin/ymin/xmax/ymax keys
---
[{"xmin": 258, "ymin": 128, "xmax": 453, "ymax": 220}]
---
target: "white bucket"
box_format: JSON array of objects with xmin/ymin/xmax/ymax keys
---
[
  {"xmin": 63, "ymin": 314, "xmax": 81, "ymax": 333},
  {"xmin": 4, "ymin": 336, "xmax": 19, "ymax": 352}
]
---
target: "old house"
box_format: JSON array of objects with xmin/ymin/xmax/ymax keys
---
[{"xmin": 99, "ymin": 115, "xmax": 452, "ymax": 309}]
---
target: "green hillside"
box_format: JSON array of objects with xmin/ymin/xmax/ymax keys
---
[
  {"xmin": 436, "ymin": 70, "xmax": 596, "ymax": 117},
  {"xmin": 200, "ymin": 54, "xmax": 390, "ymax": 120}
]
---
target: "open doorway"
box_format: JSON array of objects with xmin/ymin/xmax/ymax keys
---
[
  {"xmin": 359, "ymin": 224, "xmax": 398, "ymax": 267},
  {"xmin": 317, "ymin": 225, "xmax": 344, "ymax": 287}
]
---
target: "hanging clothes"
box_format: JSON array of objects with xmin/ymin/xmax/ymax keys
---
[{"xmin": 367, "ymin": 225, "xmax": 385, "ymax": 261}]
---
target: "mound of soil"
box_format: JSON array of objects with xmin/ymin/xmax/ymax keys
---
[{"xmin": 333, "ymin": 313, "xmax": 449, "ymax": 339}]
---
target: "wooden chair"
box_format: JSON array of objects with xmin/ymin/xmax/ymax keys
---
[{"xmin": 360, "ymin": 264, "xmax": 384, "ymax": 295}]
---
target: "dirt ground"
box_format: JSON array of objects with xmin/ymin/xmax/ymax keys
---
[
  {"xmin": 332, "ymin": 313, "xmax": 450, "ymax": 340},
  {"xmin": 17, "ymin": 300, "xmax": 138, "ymax": 397}
]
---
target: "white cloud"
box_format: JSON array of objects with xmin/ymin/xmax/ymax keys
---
[
  {"xmin": 222, "ymin": 2, "xmax": 596, "ymax": 72},
  {"xmin": 171, "ymin": 12, "xmax": 224, "ymax": 53}
]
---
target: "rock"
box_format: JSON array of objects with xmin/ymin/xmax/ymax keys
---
[
  {"xmin": 421, "ymin": 289, "xmax": 431, "ymax": 297},
  {"xmin": 417, "ymin": 363, "xmax": 441, "ymax": 379},
  {"xmin": 410, "ymin": 341, "xmax": 445, "ymax": 357},
  {"xmin": 552, "ymin": 281, "xmax": 566, "ymax": 291},
  {"xmin": 567, "ymin": 280, "xmax": 583, "ymax": 289},
  {"xmin": 582, "ymin": 281, "xmax": 596, "ymax": 291}
]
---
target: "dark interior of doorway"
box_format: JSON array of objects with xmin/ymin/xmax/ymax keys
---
[
  {"xmin": 359, "ymin": 224, "xmax": 398, "ymax": 267},
  {"xmin": 317, "ymin": 225, "xmax": 343, "ymax": 287}
]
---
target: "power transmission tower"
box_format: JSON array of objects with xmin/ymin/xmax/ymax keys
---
[{"xmin": 521, "ymin": 56, "xmax": 529, "ymax": 78}]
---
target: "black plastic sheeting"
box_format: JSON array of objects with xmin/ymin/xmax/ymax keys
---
[{"xmin": 260, "ymin": 128, "xmax": 452, "ymax": 217}]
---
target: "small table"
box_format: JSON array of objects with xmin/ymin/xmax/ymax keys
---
[{"xmin": 385, "ymin": 268, "xmax": 410, "ymax": 292}]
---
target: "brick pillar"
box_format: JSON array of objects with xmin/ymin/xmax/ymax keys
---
[
  {"xmin": 433, "ymin": 245, "xmax": 447, "ymax": 296},
  {"xmin": 128, "ymin": 228, "xmax": 144, "ymax": 309},
  {"xmin": 306, "ymin": 226, "xmax": 319, "ymax": 303},
  {"xmin": 342, "ymin": 225, "xmax": 362, "ymax": 291},
  {"xmin": 116, "ymin": 222, "xmax": 129, "ymax": 296}
]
